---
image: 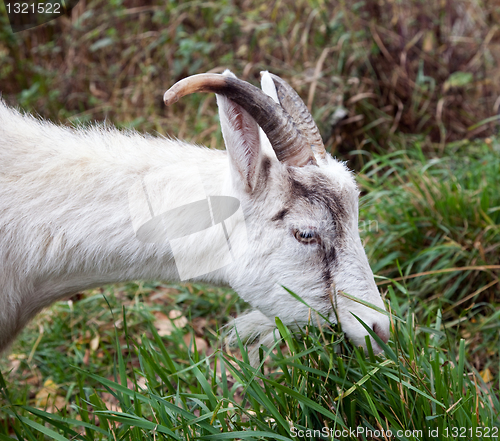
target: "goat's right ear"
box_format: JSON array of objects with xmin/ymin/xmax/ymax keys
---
[{"xmin": 216, "ymin": 91, "xmax": 264, "ymax": 193}]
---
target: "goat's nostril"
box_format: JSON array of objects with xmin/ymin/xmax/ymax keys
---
[{"xmin": 372, "ymin": 323, "xmax": 389, "ymax": 344}]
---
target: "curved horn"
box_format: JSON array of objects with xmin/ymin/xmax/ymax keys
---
[
  {"xmin": 264, "ymin": 72, "xmax": 327, "ymax": 163},
  {"xmin": 163, "ymin": 73, "xmax": 317, "ymax": 167}
]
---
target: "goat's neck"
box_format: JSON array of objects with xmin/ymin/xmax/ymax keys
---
[{"xmin": 1, "ymin": 123, "xmax": 235, "ymax": 331}]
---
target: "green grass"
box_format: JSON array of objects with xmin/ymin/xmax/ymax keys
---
[
  {"xmin": 1, "ymin": 284, "xmax": 498, "ymax": 440},
  {"xmin": 1, "ymin": 138, "xmax": 499, "ymax": 439},
  {"xmin": 358, "ymin": 137, "xmax": 500, "ymax": 375},
  {"xmin": 1, "ymin": 0, "xmax": 500, "ymax": 438}
]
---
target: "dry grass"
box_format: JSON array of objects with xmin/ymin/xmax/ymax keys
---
[{"xmin": 0, "ymin": 0, "xmax": 499, "ymax": 159}]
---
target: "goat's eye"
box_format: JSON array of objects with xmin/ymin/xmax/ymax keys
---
[{"xmin": 294, "ymin": 229, "xmax": 319, "ymax": 244}]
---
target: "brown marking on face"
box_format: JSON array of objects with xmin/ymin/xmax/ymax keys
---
[
  {"xmin": 271, "ymin": 208, "xmax": 289, "ymax": 222},
  {"xmin": 276, "ymin": 167, "xmax": 352, "ymax": 302},
  {"xmin": 320, "ymin": 259, "xmax": 335, "ymax": 303},
  {"xmin": 286, "ymin": 168, "xmax": 349, "ymax": 243}
]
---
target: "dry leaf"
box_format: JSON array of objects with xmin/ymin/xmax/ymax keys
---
[
  {"xmin": 35, "ymin": 378, "xmax": 67, "ymax": 413},
  {"xmin": 90, "ymin": 335, "xmax": 100, "ymax": 351},
  {"xmin": 35, "ymin": 379, "xmax": 59, "ymax": 406},
  {"xmin": 423, "ymin": 31, "xmax": 434, "ymax": 53},
  {"xmin": 192, "ymin": 317, "xmax": 207, "ymax": 335},
  {"xmin": 83, "ymin": 348, "xmax": 90, "ymax": 365},
  {"xmin": 9, "ymin": 359, "xmax": 21, "ymax": 373},
  {"xmin": 183, "ymin": 334, "xmax": 208, "ymax": 353},
  {"xmin": 169, "ymin": 309, "xmax": 188, "ymax": 328},
  {"xmin": 7, "ymin": 353, "xmax": 26, "ymax": 374},
  {"xmin": 153, "ymin": 311, "xmax": 172, "ymax": 336},
  {"xmin": 480, "ymin": 368, "xmax": 493, "ymax": 383},
  {"xmin": 100, "ymin": 392, "xmax": 122, "ymax": 428},
  {"xmin": 148, "ymin": 287, "xmax": 180, "ymax": 304},
  {"xmin": 136, "ymin": 376, "xmax": 147, "ymax": 391},
  {"xmin": 8, "ymin": 353, "xmax": 27, "ymax": 361},
  {"xmin": 153, "ymin": 310, "xmax": 188, "ymax": 336}
]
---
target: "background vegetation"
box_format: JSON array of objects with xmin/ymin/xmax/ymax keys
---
[{"xmin": 0, "ymin": 0, "xmax": 499, "ymax": 439}]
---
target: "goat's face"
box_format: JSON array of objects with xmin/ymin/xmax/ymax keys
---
[
  {"xmin": 164, "ymin": 70, "xmax": 390, "ymax": 352},
  {"xmin": 227, "ymin": 153, "xmax": 389, "ymax": 352}
]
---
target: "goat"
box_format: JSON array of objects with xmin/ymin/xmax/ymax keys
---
[{"xmin": 0, "ymin": 70, "xmax": 390, "ymax": 354}]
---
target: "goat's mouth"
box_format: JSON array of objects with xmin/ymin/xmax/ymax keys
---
[{"xmin": 336, "ymin": 311, "xmax": 391, "ymax": 355}]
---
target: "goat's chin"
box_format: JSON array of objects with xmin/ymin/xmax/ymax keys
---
[
  {"xmin": 223, "ymin": 310, "xmax": 276, "ymax": 366},
  {"xmin": 225, "ymin": 310, "xmax": 276, "ymax": 347},
  {"xmin": 224, "ymin": 309, "xmax": 333, "ymax": 366},
  {"xmin": 225, "ymin": 308, "xmax": 387, "ymax": 366}
]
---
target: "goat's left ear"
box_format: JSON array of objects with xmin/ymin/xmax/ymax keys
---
[{"xmin": 216, "ymin": 77, "xmax": 264, "ymax": 192}]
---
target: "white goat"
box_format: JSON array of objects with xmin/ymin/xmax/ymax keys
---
[{"xmin": 0, "ymin": 70, "xmax": 390, "ymax": 354}]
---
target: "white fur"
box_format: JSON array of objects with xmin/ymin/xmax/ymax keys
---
[{"xmin": 0, "ymin": 71, "xmax": 389, "ymax": 353}]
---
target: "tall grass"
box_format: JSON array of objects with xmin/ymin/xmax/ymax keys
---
[
  {"xmin": 1, "ymin": 288, "xmax": 498, "ymax": 439},
  {"xmin": 0, "ymin": 0, "xmax": 499, "ymax": 438},
  {"xmin": 357, "ymin": 137, "xmax": 500, "ymax": 386},
  {"xmin": 360, "ymin": 138, "xmax": 500, "ymax": 303}
]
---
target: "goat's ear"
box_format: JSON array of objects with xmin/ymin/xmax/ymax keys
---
[
  {"xmin": 216, "ymin": 89, "xmax": 264, "ymax": 192},
  {"xmin": 260, "ymin": 71, "xmax": 279, "ymax": 103}
]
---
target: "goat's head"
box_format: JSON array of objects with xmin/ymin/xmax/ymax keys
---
[{"xmin": 164, "ymin": 70, "xmax": 390, "ymax": 352}]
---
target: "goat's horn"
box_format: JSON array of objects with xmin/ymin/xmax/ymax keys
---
[
  {"xmin": 163, "ymin": 73, "xmax": 317, "ymax": 167},
  {"xmin": 264, "ymin": 72, "xmax": 327, "ymax": 163}
]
